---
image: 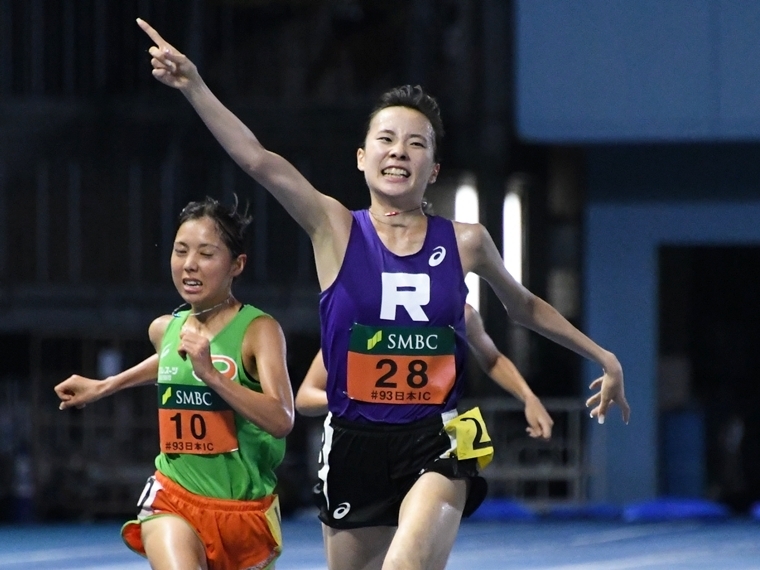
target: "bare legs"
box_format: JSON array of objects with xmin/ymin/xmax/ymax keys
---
[
  {"xmin": 139, "ymin": 474, "xmax": 466, "ymax": 570},
  {"xmin": 323, "ymin": 524, "xmax": 395, "ymax": 570},
  {"xmin": 141, "ymin": 515, "xmax": 208, "ymax": 570},
  {"xmin": 323, "ymin": 472, "xmax": 467, "ymax": 570}
]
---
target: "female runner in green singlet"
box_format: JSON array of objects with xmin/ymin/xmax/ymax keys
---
[{"xmin": 55, "ymin": 198, "xmax": 294, "ymax": 570}]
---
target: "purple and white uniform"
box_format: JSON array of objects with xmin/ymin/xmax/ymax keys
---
[{"xmin": 319, "ymin": 210, "xmax": 469, "ymax": 424}]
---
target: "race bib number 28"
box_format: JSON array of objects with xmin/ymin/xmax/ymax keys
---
[{"xmin": 346, "ymin": 324, "xmax": 456, "ymax": 405}]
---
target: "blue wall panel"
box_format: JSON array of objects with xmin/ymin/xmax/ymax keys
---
[
  {"xmin": 516, "ymin": 0, "xmax": 760, "ymax": 141},
  {"xmin": 719, "ymin": 3, "xmax": 760, "ymax": 135},
  {"xmin": 584, "ymin": 201, "xmax": 760, "ymax": 503}
]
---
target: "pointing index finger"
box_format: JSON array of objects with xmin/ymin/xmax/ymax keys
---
[{"xmin": 136, "ymin": 18, "xmax": 165, "ymax": 46}]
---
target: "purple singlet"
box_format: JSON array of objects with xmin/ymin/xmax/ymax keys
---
[{"xmin": 319, "ymin": 210, "xmax": 469, "ymax": 423}]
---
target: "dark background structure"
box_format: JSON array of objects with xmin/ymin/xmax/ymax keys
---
[{"xmin": 1, "ymin": 0, "xmax": 759, "ymax": 522}]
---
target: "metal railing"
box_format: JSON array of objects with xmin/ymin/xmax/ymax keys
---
[{"xmin": 461, "ymin": 396, "xmax": 587, "ymax": 507}]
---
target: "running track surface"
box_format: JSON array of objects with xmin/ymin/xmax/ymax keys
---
[{"xmin": 1, "ymin": 515, "xmax": 759, "ymax": 569}]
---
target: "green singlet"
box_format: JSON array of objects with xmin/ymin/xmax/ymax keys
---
[{"xmin": 154, "ymin": 304, "xmax": 285, "ymax": 500}]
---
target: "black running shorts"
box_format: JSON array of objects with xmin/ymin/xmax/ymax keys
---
[{"xmin": 314, "ymin": 411, "xmax": 488, "ymax": 529}]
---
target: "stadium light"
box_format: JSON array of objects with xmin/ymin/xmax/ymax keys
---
[{"xmin": 455, "ymin": 176, "xmax": 480, "ymax": 312}]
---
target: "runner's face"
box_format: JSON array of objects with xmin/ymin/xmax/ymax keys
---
[
  {"xmin": 170, "ymin": 217, "xmax": 244, "ymax": 307},
  {"xmin": 357, "ymin": 106, "xmax": 439, "ymax": 201}
]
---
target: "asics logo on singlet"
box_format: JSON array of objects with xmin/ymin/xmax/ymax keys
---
[
  {"xmin": 333, "ymin": 502, "xmax": 351, "ymax": 519},
  {"xmin": 428, "ymin": 246, "xmax": 446, "ymax": 267}
]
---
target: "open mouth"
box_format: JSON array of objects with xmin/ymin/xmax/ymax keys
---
[
  {"xmin": 182, "ymin": 278, "xmax": 202, "ymax": 291},
  {"xmin": 382, "ymin": 167, "xmax": 410, "ymax": 178}
]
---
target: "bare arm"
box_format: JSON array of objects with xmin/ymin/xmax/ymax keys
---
[
  {"xmin": 179, "ymin": 315, "xmax": 294, "ymax": 438},
  {"xmin": 466, "ymin": 305, "xmax": 532, "ymax": 402},
  {"xmin": 55, "ymin": 354, "xmax": 159, "ymax": 410},
  {"xmin": 54, "ymin": 315, "xmax": 170, "ymax": 410},
  {"xmin": 457, "ymin": 223, "xmax": 630, "ymax": 424},
  {"xmin": 295, "ymin": 350, "xmax": 329, "ymax": 417},
  {"xmin": 137, "ymin": 18, "xmax": 351, "ymax": 288},
  {"xmin": 464, "ymin": 305, "xmax": 554, "ymax": 439}
]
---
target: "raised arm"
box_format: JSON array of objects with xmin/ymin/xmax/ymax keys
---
[
  {"xmin": 457, "ymin": 222, "xmax": 630, "ymax": 424},
  {"xmin": 136, "ymin": 18, "xmax": 351, "ymax": 288},
  {"xmin": 295, "ymin": 350, "xmax": 329, "ymax": 417}
]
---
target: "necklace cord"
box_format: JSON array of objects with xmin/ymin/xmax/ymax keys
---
[
  {"xmin": 370, "ymin": 204, "xmax": 423, "ymax": 217},
  {"xmin": 368, "ymin": 204, "xmax": 426, "ymax": 225},
  {"xmin": 171, "ymin": 295, "xmax": 233, "ymax": 318}
]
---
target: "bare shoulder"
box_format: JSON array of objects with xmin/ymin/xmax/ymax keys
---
[
  {"xmin": 243, "ymin": 314, "xmax": 286, "ymax": 353},
  {"xmin": 148, "ymin": 315, "xmax": 174, "ymax": 338},
  {"xmin": 309, "ymin": 195, "xmax": 355, "ymax": 288},
  {"xmin": 148, "ymin": 314, "xmax": 173, "ymax": 351},
  {"xmin": 453, "ymin": 220, "xmax": 488, "ymax": 249},
  {"xmin": 320, "ymin": 194, "xmax": 353, "ymax": 223},
  {"xmin": 240, "ymin": 315, "xmax": 288, "ymax": 382},
  {"xmin": 314, "ymin": 194, "xmax": 354, "ymax": 242},
  {"xmin": 247, "ymin": 313, "xmax": 285, "ymax": 335},
  {"xmin": 453, "ymin": 221, "xmax": 493, "ymax": 272}
]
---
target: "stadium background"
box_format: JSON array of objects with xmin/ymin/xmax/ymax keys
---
[{"xmin": 1, "ymin": 0, "xmax": 759, "ymax": 524}]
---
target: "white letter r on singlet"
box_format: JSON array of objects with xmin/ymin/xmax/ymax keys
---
[{"xmin": 380, "ymin": 273, "xmax": 430, "ymax": 321}]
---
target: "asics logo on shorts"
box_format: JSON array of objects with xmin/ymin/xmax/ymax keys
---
[
  {"xmin": 333, "ymin": 502, "xmax": 351, "ymax": 519},
  {"xmin": 428, "ymin": 246, "xmax": 446, "ymax": 267}
]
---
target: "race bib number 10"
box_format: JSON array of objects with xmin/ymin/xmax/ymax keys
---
[
  {"xmin": 346, "ymin": 324, "xmax": 456, "ymax": 405},
  {"xmin": 157, "ymin": 384, "xmax": 238, "ymax": 455}
]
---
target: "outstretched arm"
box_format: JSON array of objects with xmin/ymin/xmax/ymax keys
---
[
  {"xmin": 54, "ymin": 315, "xmax": 169, "ymax": 410},
  {"xmin": 295, "ymin": 350, "xmax": 329, "ymax": 417},
  {"xmin": 464, "ymin": 305, "xmax": 553, "ymax": 439},
  {"xmin": 458, "ymin": 223, "xmax": 630, "ymax": 424},
  {"xmin": 136, "ymin": 19, "xmax": 351, "ymax": 289},
  {"xmin": 55, "ymin": 354, "xmax": 159, "ymax": 410}
]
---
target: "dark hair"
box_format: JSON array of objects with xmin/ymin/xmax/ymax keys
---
[
  {"xmin": 366, "ymin": 85, "xmax": 445, "ymax": 161},
  {"xmin": 177, "ymin": 195, "xmax": 252, "ymax": 258}
]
